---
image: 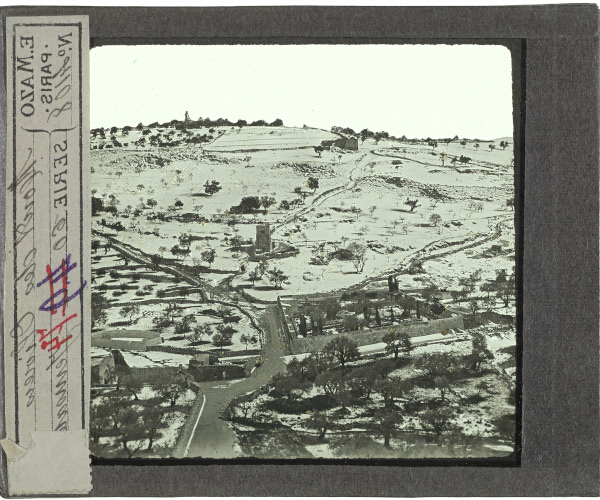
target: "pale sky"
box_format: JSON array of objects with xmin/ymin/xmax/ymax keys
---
[{"xmin": 91, "ymin": 44, "xmax": 513, "ymax": 139}]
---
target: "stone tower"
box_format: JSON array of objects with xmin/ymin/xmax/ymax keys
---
[
  {"xmin": 184, "ymin": 111, "xmax": 191, "ymax": 126},
  {"xmin": 256, "ymin": 223, "xmax": 271, "ymax": 253}
]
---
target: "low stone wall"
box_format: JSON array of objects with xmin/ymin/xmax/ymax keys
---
[
  {"xmin": 277, "ymin": 296, "xmax": 295, "ymax": 349},
  {"xmin": 94, "ymin": 329, "xmax": 161, "ymax": 339},
  {"xmin": 92, "ymin": 338, "xmax": 149, "ymax": 351},
  {"xmin": 147, "ymin": 345, "xmax": 198, "ymax": 356},
  {"xmin": 92, "ymin": 329, "xmax": 162, "ymax": 351},
  {"xmin": 129, "ymin": 366, "xmax": 180, "ymax": 380},
  {"xmin": 289, "ymin": 315, "xmax": 464, "ymax": 355}
]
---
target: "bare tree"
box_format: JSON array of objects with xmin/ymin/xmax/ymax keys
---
[{"xmin": 347, "ymin": 242, "xmax": 367, "ymax": 273}]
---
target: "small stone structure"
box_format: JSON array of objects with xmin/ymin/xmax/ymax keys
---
[
  {"xmin": 92, "ymin": 330, "xmax": 162, "ymax": 351},
  {"xmin": 186, "ymin": 354, "xmax": 248, "ymax": 381},
  {"xmin": 256, "ymin": 223, "xmax": 271, "ymax": 253},
  {"xmin": 189, "ymin": 353, "xmax": 219, "ymax": 368},
  {"xmin": 187, "ymin": 361, "xmax": 246, "ymax": 382},
  {"xmin": 91, "ymin": 355, "xmax": 115, "ymax": 385}
]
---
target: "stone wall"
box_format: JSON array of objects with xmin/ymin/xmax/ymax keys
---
[
  {"xmin": 288, "ymin": 315, "xmax": 464, "ymax": 355},
  {"xmin": 92, "ymin": 329, "xmax": 162, "ymax": 351},
  {"xmin": 146, "ymin": 336, "xmax": 162, "ymax": 347},
  {"xmin": 277, "ymin": 296, "xmax": 295, "ymax": 348},
  {"xmin": 129, "ymin": 366, "xmax": 180, "ymax": 380},
  {"xmin": 92, "ymin": 337, "xmax": 149, "ymax": 351},
  {"xmin": 94, "ymin": 329, "xmax": 161, "ymax": 339}
]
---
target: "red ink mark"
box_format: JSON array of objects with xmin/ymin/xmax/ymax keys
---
[
  {"xmin": 36, "ymin": 254, "xmax": 86, "ymax": 314},
  {"xmin": 36, "ymin": 254, "xmax": 86, "ymax": 353},
  {"xmin": 37, "ymin": 313, "xmax": 77, "ymax": 351}
]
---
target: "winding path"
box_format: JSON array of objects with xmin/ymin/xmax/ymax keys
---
[
  {"xmin": 174, "ymin": 305, "xmax": 285, "ymax": 458},
  {"xmin": 93, "ymin": 229, "xmax": 267, "ymax": 331}
]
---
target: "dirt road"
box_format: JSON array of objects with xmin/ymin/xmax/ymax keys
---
[{"xmin": 176, "ymin": 305, "xmax": 285, "ymax": 458}]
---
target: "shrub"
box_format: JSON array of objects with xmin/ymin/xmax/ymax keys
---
[
  {"xmin": 342, "ymin": 314, "xmax": 362, "ymax": 332},
  {"xmin": 212, "ymin": 333, "xmax": 233, "ymax": 347},
  {"xmin": 152, "ymin": 315, "xmax": 172, "ymax": 330},
  {"xmin": 174, "ymin": 321, "xmax": 192, "ymax": 335},
  {"xmin": 216, "ymin": 324, "xmax": 237, "ymax": 335},
  {"xmin": 322, "ymin": 298, "xmax": 342, "ymax": 320}
]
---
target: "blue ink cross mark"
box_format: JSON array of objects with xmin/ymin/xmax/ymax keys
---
[{"xmin": 36, "ymin": 253, "xmax": 87, "ymax": 315}]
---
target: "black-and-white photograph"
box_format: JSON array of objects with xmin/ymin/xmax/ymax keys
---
[{"xmin": 89, "ymin": 44, "xmax": 517, "ymax": 461}]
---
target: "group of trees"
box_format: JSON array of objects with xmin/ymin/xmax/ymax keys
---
[
  {"xmin": 326, "ymin": 242, "xmax": 369, "ymax": 274},
  {"xmin": 295, "ymin": 292, "xmax": 420, "ymax": 338},
  {"xmin": 152, "ymin": 302, "xmax": 184, "ymax": 331},
  {"xmin": 449, "ymin": 155, "xmax": 472, "ymax": 165},
  {"xmin": 128, "ymin": 117, "xmax": 284, "ymax": 131},
  {"xmin": 265, "ymin": 340, "xmax": 423, "ymax": 447},
  {"xmin": 327, "ymin": 126, "xmax": 509, "ymax": 149},
  {"xmin": 271, "ymin": 341, "xmax": 407, "ymax": 410},
  {"xmin": 147, "ymin": 302, "xmax": 254, "ymax": 349},
  {"xmin": 170, "ymin": 244, "xmax": 191, "ymax": 261},
  {"xmin": 228, "ymin": 188, "xmax": 319, "ymax": 215},
  {"xmin": 167, "ymin": 232, "xmax": 216, "ymax": 267},
  {"xmin": 296, "ymin": 296, "xmax": 367, "ymax": 337},
  {"xmin": 330, "ymin": 125, "xmax": 410, "ymax": 145},
  {"xmin": 247, "ymin": 261, "xmax": 289, "ymax": 289},
  {"xmin": 451, "ymin": 268, "xmax": 515, "ymax": 310},
  {"xmin": 230, "ymin": 196, "xmax": 274, "ymax": 215},
  {"xmin": 189, "ymin": 247, "xmax": 216, "ymax": 268},
  {"xmin": 92, "ymin": 292, "xmax": 110, "ymax": 328},
  {"xmin": 291, "ymin": 177, "xmax": 319, "ymax": 203},
  {"xmin": 90, "ymin": 374, "xmax": 189, "ymax": 458},
  {"xmin": 450, "ymin": 270, "xmax": 482, "ymax": 305},
  {"xmin": 479, "ymin": 268, "xmax": 516, "ymax": 308},
  {"xmin": 235, "ymin": 305, "xmax": 504, "ymax": 451}
]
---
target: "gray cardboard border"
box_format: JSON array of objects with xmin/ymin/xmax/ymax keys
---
[{"xmin": 1, "ymin": 4, "xmax": 598, "ymax": 497}]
